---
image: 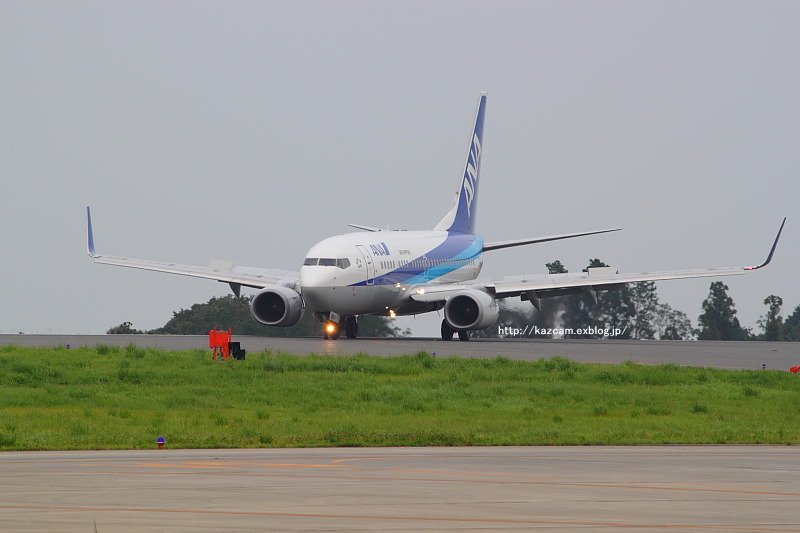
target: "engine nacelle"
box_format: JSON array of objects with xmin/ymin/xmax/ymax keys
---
[
  {"xmin": 250, "ymin": 285, "xmax": 303, "ymax": 327},
  {"xmin": 444, "ymin": 289, "xmax": 499, "ymax": 331}
]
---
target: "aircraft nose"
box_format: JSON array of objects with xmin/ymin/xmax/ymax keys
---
[{"xmin": 300, "ymin": 266, "xmax": 333, "ymax": 288}]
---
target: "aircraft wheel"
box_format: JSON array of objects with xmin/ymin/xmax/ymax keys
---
[
  {"xmin": 458, "ymin": 330, "xmax": 470, "ymax": 342},
  {"xmin": 344, "ymin": 316, "xmax": 358, "ymax": 339},
  {"xmin": 441, "ymin": 319, "xmax": 455, "ymax": 341}
]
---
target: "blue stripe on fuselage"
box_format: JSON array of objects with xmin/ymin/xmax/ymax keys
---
[{"xmin": 350, "ymin": 233, "xmax": 483, "ymax": 286}]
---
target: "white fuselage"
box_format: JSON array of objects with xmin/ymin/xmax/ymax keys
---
[{"xmin": 300, "ymin": 230, "xmax": 483, "ymax": 318}]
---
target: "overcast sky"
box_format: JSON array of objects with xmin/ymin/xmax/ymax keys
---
[{"xmin": 1, "ymin": 1, "xmax": 797, "ymax": 336}]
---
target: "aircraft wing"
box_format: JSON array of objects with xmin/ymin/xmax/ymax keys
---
[
  {"xmin": 412, "ymin": 218, "xmax": 785, "ymax": 303},
  {"xmin": 485, "ymin": 266, "xmax": 746, "ymax": 299},
  {"xmin": 86, "ymin": 207, "xmax": 299, "ymax": 291}
]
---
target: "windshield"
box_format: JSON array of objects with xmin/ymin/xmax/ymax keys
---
[{"xmin": 303, "ymin": 257, "xmax": 350, "ymax": 269}]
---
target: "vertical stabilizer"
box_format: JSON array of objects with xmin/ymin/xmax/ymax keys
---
[{"xmin": 434, "ymin": 92, "xmax": 487, "ymax": 234}]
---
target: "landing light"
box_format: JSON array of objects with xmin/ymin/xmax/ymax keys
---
[
  {"xmin": 416, "ymin": 288, "xmax": 425, "ymax": 295},
  {"xmin": 389, "ymin": 310, "xmax": 396, "ymax": 318},
  {"xmin": 325, "ymin": 323, "xmax": 336, "ymax": 334}
]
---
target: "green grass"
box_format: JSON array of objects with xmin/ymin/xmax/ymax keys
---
[{"xmin": 0, "ymin": 346, "xmax": 798, "ymax": 450}]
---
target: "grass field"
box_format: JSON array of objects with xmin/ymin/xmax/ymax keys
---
[{"xmin": 0, "ymin": 344, "xmax": 798, "ymax": 450}]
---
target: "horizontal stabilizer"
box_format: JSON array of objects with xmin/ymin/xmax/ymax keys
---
[
  {"xmin": 348, "ymin": 223, "xmax": 382, "ymax": 232},
  {"xmin": 482, "ymin": 227, "xmax": 621, "ymax": 252}
]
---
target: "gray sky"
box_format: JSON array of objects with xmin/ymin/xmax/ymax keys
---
[{"xmin": 1, "ymin": 1, "xmax": 797, "ymax": 336}]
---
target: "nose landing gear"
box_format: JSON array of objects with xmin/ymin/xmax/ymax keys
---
[
  {"xmin": 323, "ymin": 316, "xmax": 359, "ymax": 340},
  {"xmin": 323, "ymin": 321, "xmax": 340, "ymax": 340}
]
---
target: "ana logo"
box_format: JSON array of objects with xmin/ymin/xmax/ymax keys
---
[
  {"xmin": 370, "ymin": 242, "xmax": 390, "ymax": 256},
  {"xmin": 462, "ymin": 133, "xmax": 482, "ymax": 215}
]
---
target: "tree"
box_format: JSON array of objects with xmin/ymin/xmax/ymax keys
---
[
  {"xmin": 783, "ymin": 304, "xmax": 800, "ymax": 341},
  {"xmin": 152, "ymin": 295, "xmax": 284, "ymax": 336},
  {"xmin": 545, "ymin": 260, "xmax": 568, "ymax": 275},
  {"xmin": 654, "ymin": 303, "xmax": 694, "ymax": 340},
  {"xmin": 106, "ymin": 321, "xmax": 143, "ymax": 334},
  {"xmin": 697, "ymin": 282, "xmax": 750, "ymax": 340},
  {"xmin": 630, "ymin": 282, "xmax": 659, "ymax": 340},
  {"xmin": 594, "ymin": 284, "xmax": 635, "ymax": 339},
  {"xmin": 757, "ymin": 295, "xmax": 783, "ymax": 341},
  {"xmin": 357, "ymin": 315, "xmax": 410, "ymax": 337}
]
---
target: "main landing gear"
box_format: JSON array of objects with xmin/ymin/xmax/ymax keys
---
[
  {"xmin": 323, "ymin": 316, "xmax": 358, "ymax": 340},
  {"xmin": 344, "ymin": 316, "xmax": 359, "ymax": 339},
  {"xmin": 441, "ymin": 319, "xmax": 470, "ymax": 342}
]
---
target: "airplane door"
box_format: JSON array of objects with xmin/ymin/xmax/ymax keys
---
[{"xmin": 356, "ymin": 245, "xmax": 375, "ymax": 285}]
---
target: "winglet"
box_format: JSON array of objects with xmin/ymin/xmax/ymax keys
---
[
  {"xmin": 86, "ymin": 206, "xmax": 99, "ymax": 257},
  {"xmin": 744, "ymin": 217, "xmax": 786, "ymax": 270}
]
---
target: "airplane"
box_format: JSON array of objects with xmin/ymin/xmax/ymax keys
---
[{"xmin": 87, "ymin": 93, "xmax": 786, "ymax": 341}]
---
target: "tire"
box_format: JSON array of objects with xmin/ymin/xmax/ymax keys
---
[
  {"xmin": 344, "ymin": 316, "xmax": 358, "ymax": 339},
  {"xmin": 441, "ymin": 319, "xmax": 454, "ymax": 341},
  {"xmin": 458, "ymin": 330, "xmax": 470, "ymax": 342}
]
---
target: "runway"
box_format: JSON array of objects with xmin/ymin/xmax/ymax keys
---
[
  {"xmin": 0, "ymin": 446, "xmax": 798, "ymax": 531},
  {"xmin": 2, "ymin": 334, "xmax": 799, "ymax": 370}
]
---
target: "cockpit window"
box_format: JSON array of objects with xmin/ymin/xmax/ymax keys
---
[{"xmin": 305, "ymin": 257, "xmax": 350, "ymax": 268}]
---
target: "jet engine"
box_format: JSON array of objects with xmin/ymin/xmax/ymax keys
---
[
  {"xmin": 250, "ymin": 286, "xmax": 303, "ymax": 327},
  {"xmin": 444, "ymin": 289, "xmax": 499, "ymax": 330}
]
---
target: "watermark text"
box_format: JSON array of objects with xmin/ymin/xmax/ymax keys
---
[{"xmin": 497, "ymin": 325, "xmax": 627, "ymax": 338}]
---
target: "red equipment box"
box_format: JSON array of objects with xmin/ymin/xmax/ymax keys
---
[{"xmin": 209, "ymin": 328, "xmax": 232, "ymax": 360}]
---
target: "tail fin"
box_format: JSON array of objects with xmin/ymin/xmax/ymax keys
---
[{"xmin": 435, "ymin": 92, "xmax": 487, "ymax": 234}]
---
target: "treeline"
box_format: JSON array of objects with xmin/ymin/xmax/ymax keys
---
[
  {"xmin": 107, "ymin": 295, "xmax": 408, "ymax": 338},
  {"xmin": 476, "ymin": 259, "xmax": 800, "ymax": 341}
]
